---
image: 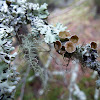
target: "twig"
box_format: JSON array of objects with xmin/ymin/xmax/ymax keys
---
[
  {"xmin": 44, "ymin": 51, "xmax": 53, "ymax": 68},
  {"xmin": 94, "ymin": 88, "xmax": 99, "ymax": 100},
  {"xmin": 19, "ymin": 66, "xmax": 30, "ymax": 100},
  {"xmin": 68, "ymin": 60, "xmax": 86, "ymax": 100},
  {"xmin": 91, "ymin": 71, "xmax": 100, "ymax": 100},
  {"xmin": 43, "ymin": 47, "xmax": 53, "ymax": 86},
  {"xmin": 73, "ymin": 84, "xmax": 86, "ymax": 100}
]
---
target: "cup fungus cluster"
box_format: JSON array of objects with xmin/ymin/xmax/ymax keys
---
[
  {"xmin": 54, "ymin": 31, "xmax": 79, "ymax": 55},
  {"xmin": 54, "ymin": 30, "xmax": 100, "ymax": 87}
]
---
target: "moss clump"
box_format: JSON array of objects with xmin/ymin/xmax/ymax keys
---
[{"xmin": 78, "ymin": 76, "xmax": 98, "ymax": 100}]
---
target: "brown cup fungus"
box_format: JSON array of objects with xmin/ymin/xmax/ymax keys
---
[
  {"xmin": 60, "ymin": 38, "xmax": 69, "ymax": 42},
  {"xmin": 59, "ymin": 46, "xmax": 66, "ymax": 54},
  {"xmin": 90, "ymin": 42, "xmax": 97, "ymax": 49},
  {"xmin": 59, "ymin": 31, "xmax": 71, "ymax": 42},
  {"xmin": 54, "ymin": 41, "xmax": 62, "ymax": 51},
  {"xmin": 70, "ymin": 35, "xmax": 79, "ymax": 44},
  {"xmin": 65, "ymin": 41, "xmax": 76, "ymax": 53},
  {"xmin": 59, "ymin": 31, "xmax": 71, "ymax": 38}
]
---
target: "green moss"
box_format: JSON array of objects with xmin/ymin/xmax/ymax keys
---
[
  {"xmin": 23, "ymin": 93, "xmax": 34, "ymax": 100},
  {"xmin": 15, "ymin": 84, "xmax": 22, "ymax": 99},
  {"xmin": 78, "ymin": 76, "xmax": 99, "ymax": 100},
  {"xmin": 44, "ymin": 83, "xmax": 63, "ymax": 100}
]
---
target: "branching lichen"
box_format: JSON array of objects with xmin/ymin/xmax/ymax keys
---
[{"xmin": 21, "ymin": 33, "xmax": 44, "ymax": 80}]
